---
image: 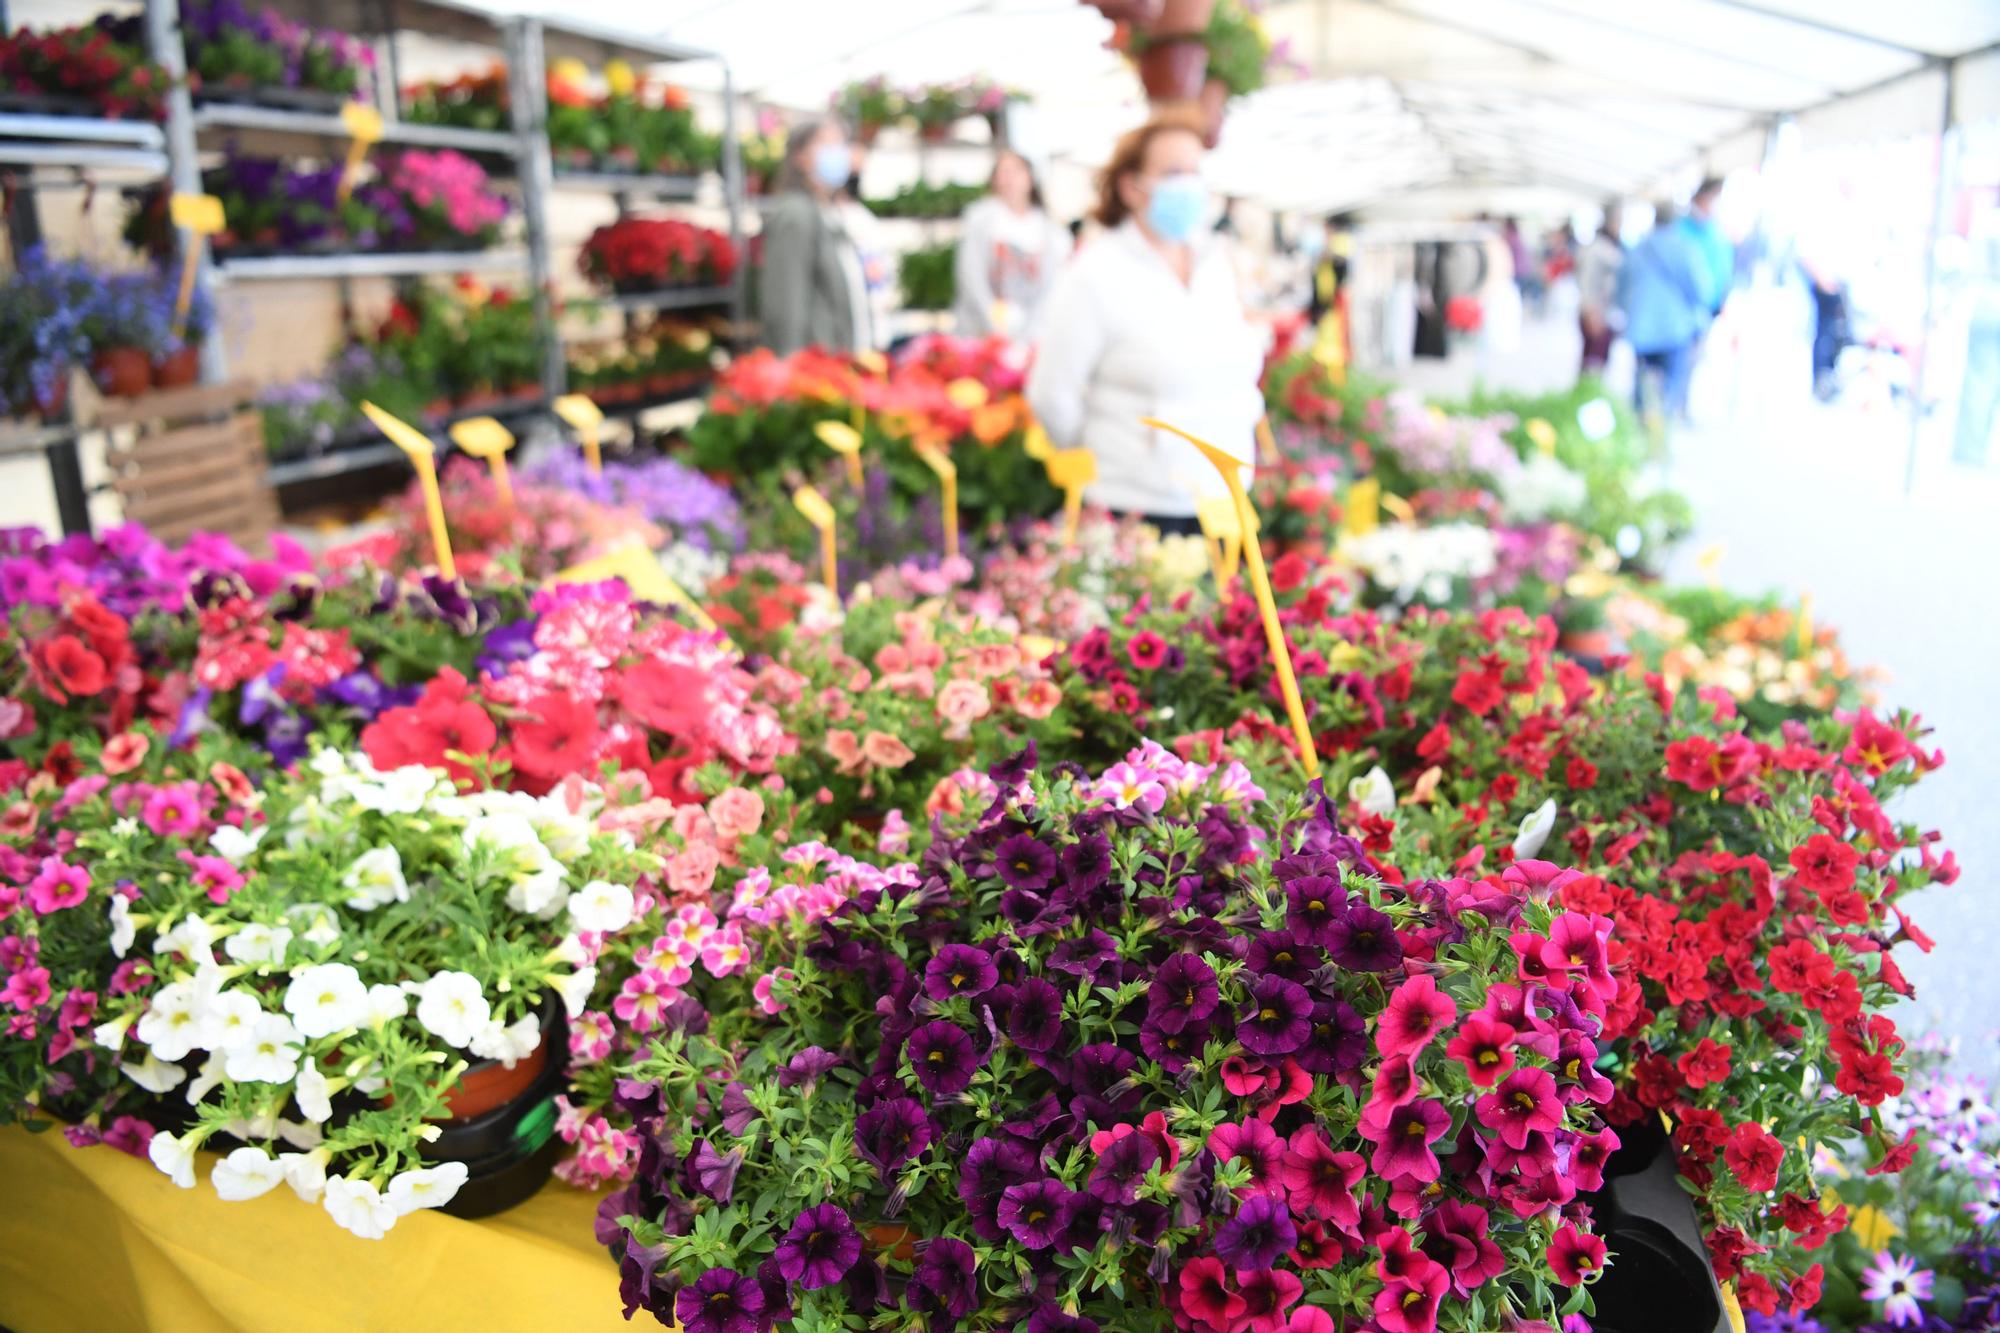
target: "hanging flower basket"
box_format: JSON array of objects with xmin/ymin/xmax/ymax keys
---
[{"xmin": 1137, "ymin": 36, "xmax": 1209, "ymax": 102}]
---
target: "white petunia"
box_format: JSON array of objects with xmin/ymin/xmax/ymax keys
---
[
  {"xmin": 323, "ymin": 1174, "xmax": 399, "ymax": 1239},
  {"xmin": 224, "ymin": 1011, "xmax": 302, "ymax": 1083},
  {"xmin": 414, "ymin": 972, "xmax": 490, "ymax": 1049},
  {"xmin": 152, "ymin": 915, "xmax": 217, "ymax": 966},
  {"xmin": 199, "ymin": 988, "xmax": 265, "ymax": 1052},
  {"xmin": 135, "ymin": 979, "xmax": 206, "ymax": 1061},
  {"xmin": 283, "ymin": 963, "xmax": 368, "ymax": 1040},
  {"xmin": 468, "ymin": 1013, "xmax": 542, "ymax": 1068},
  {"xmin": 92, "ymin": 1010, "xmax": 136, "ymax": 1052},
  {"xmin": 275, "ymin": 1119, "xmax": 323, "ymax": 1150},
  {"xmin": 1512, "ymin": 798, "xmax": 1559, "ymax": 860},
  {"xmin": 548, "ymin": 967, "xmax": 598, "ymax": 1020},
  {"xmin": 1347, "ymin": 766, "xmax": 1396, "ymax": 818},
  {"xmin": 108, "ymin": 895, "xmax": 136, "ymax": 958},
  {"xmin": 211, "ymin": 1146, "xmax": 285, "ymax": 1202},
  {"xmin": 362, "ymin": 983, "xmax": 408, "ymax": 1026},
  {"xmin": 286, "ymin": 903, "xmax": 341, "ymax": 949},
  {"xmin": 184, "ymin": 1051, "xmax": 225, "ymax": 1105},
  {"xmin": 508, "ymin": 867, "xmax": 569, "ymax": 919},
  {"xmin": 352, "ymin": 765, "xmax": 439, "ymax": 816},
  {"xmin": 223, "ymin": 922, "xmax": 293, "ymax": 968},
  {"xmin": 279, "ymin": 1148, "xmax": 329, "ymax": 1203},
  {"xmin": 341, "ymin": 845, "xmax": 409, "ymax": 912},
  {"xmin": 207, "ymin": 823, "xmax": 267, "ymax": 866},
  {"xmin": 121, "ymin": 1049, "xmax": 188, "ymax": 1094},
  {"xmin": 294, "ymin": 1057, "xmax": 334, "ymax": 1123},
  {"xmin": 550, "ymin": 934, "xmax": 590, "ymax": 966},
  {"xmin": 566, "ymin": 880, "xmax": 635, "ymax": 934},
  {"xmin": 385, "ymin": 1162, "xmax": 469, "ymax": 1216},
  {"xmin": 148, "ymin": 1129, "xmax": 198, "ymax": 1189},
  {"xmin": 222, "ymin": 1112, "xmax": 280, "ymax": 1143}
]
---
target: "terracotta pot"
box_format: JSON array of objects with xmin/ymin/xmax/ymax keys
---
[
  {"xmin": 1153, "ymin": 0, "xmax": 1215, "ymax": 36},
  {"xmin": 1137, "ymin": 36, "xmax": 1208, "ymax": 102},
  {"xmin": 854, "ymin": 121, "xmax": 882, "ymax": 147},
  {"xmin": 436, "ymin": 1001, "xmax": 562, "ymax": 1120},
  {"xmin": 505, "ymin": 382, "xmax": 543, "ymax": 404},
  {"xmin": 1560, "ymin": 628, "xmax": 1615, "ymax": 659},
  {"xmin": 1197, "ymin": 77, "xmax": 1228, "ymax": 147},
  {"xmin": 92, "ymin": 346, "xmax": 152, "ymax": 399},
  {"xmin": 865, "ymin": 1222, "xmax": 916, "ymax": 1262},
  {"xmin": 151, "ymin": 344, "xmax": 200, "ymax": 388},
  {"xmin": 32, "ymin": 372, "xmax": 71, "ymax": 421},
  {"xmin": 918, "ymin": 121, "xmax": 952, "ymax": 143},
  {"xmin": 1087, "ymin": 0, "xmax": 1165, "ymax": 23},
  {"xmin": 424, "ymin": 398, "xmax": 455, "ymax": 420}
]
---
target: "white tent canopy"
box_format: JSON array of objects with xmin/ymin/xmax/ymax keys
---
[{"xmin": 468, "ymin": 0, "xmax": 1999, "ymax": 213}]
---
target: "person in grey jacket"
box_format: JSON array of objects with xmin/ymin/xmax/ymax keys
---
[
  {"xmin": 954, "ymin": 148, "xmax": 1071, "ymax": 341},
  {"xmin": 760, "ymin": 118, "xmax": 871, "ymax": 355}
]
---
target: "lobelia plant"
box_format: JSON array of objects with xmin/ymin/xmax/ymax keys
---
[{"xmin": 600, "ymin": 742, "xmax": 1624, "ymax": 1332}]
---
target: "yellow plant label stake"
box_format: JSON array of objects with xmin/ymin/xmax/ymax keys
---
[
  {"xmin": 168, "ymin": 192, "xmax": 223, "ymax": 332},
  {"xmin": 448, "ymin": 417, "xmax": 516, "ymax": 509},
  {"xmin": 1380, "ymin": 491, "xmax": 1415, "ymax": 525},
  {"xmin": 550, "ymin": 541, "xmax": 724, "ymax": 640},
  {"xmin": 914, "ymin": 444, "xmax": 959, "ymax": 561},
  {"xmin": 1797, "ymin": 592, "xmax": 1814, "ymax": 655},
  {"xmin": 360, "ymin": 401, "xmax": 454, "ymax": 579},
  {"xmin": 1525, "ymin": 417, "xmax": 1558, "ymax": 457},
  {"xmin": 1342, "ymin": 478, "xmax": 1381, "ymax": 537},
  {"xmin": 1022, "ymin": 421, "xmax": 1053, "ymax": 463},
  {"xmin": 1143, "ymin": 416, "xmax": 1319, "ymax": 779},
  {"xmin": 1045, "ymin": 449, "xmax": 1097, "ymax": 546},
  {"xmin": 815, "ymin": 420, "xmax": 864, "ymax": 487},
  {"xmin": 1196, "ymin": 493, "xmax": 1248, "ymax": 584},
  {"xmin": 338, "ymin": 101, "xmax": 384, "ymax": 203},
  {"xmin": 793, "ymin": 485, "xmax": 838, "ymax": 592},
  {"xmin": 552, "ymin": 393, "xmax": 605, "ymax": 474},
  {"xmin": 1256, "ymin": 415, "xmax": 1280, "ymax": 467}
]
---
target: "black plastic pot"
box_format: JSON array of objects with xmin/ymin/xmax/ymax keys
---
[
  {"xmin": 1584, "ymin": 1120, "xmax": 1727, "ymax": 1333},
  {"xmin": 422, "ymin": 1001, "xmax": 570, "ymax": 1219}
]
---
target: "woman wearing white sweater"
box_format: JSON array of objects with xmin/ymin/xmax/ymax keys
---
[
  {"xmin": 953, "ymin": 148, "xmax": 1071, "ymax": 341},
  {"xmin": 1026, "ymin": 109, "xmax": 1264, "ymax": 534}
]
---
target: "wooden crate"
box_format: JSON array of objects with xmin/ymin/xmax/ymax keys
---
[{"xmin": 95, "ymin": 383, "xmax": 280, "ymax": 553}]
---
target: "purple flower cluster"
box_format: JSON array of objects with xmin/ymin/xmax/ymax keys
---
[
  {"xmin": 0, "ymin": 524, "xmax": 312, "ymax": 618},
  {"xmin": 521, "ymin": 449, "xmax": 744, "ymax": 551}
]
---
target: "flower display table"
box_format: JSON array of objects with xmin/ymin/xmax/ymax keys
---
[{"xmin": 0, "ymin": 1127, "xmax": 629, "ymax": 1332}]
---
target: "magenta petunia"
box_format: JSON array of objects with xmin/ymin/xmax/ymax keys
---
[
  {"xmin": 1376, "ymin": 974, "xmax": 1458, "ymax": 1059},
  {"xmin": 1475, "ymin": 1067, "xmax": 1564, "ymax": 1150},
  {"xmin": 1363, "ymin": 1097, "xmax": 1452, "ymax": 1184}
]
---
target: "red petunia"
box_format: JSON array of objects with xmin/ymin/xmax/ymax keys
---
[
  {"xmin": 1722, "ymin": 1121, "xmax": 1782, "ymax": 1193},
  {"xmin": 1675, "ymin": 1037, "xmax": 1733, "ymax": 1089},
  {"xmin": 1450, "ymin": 665, "xmax": 1503, "ymax": 717},
  {"xmin": 35, "ymin": 634, "xmax": 108, "ymax": 700},
  {"xmin": 510, "ymin": 692, "xmax": 602, "ymax": 781},
  {"xmin": 1547, "ymin": 1223, "xmax": 1606, "ymax": 1286},
  {"xmin": 1788, "ymin": 833, "xmax": 1859, "ymax": 896}
]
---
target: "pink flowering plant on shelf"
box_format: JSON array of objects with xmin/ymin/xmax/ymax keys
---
[
  {"xmin": 599, "ymin": 741, "xmax": 1623, "ymax": 1333},
  {"xmin": 1, "ymin": 733, "xmax": 656, "ymax": 1237}
]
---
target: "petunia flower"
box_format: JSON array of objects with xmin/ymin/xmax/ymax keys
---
[
  {"xmin": 1444, "ymin": 1015, "xmax": 1519, "ymax": 1087},
  {"xmin": 773, "ymin": 1203, "xmax": 860, "ymax": 1290},
  {"xmin": 1239, "ymin": 974, "xmax": 1314, "ymax": 1057},
  {"xmin": 1087, "ymin": 1128, "xmax": 1159, "ymax": 1205},
  {"xmin": 996, "ymin": 1177, "xmax": 1078, "ymax": 1250},
  {"xmin": 1148, "ymin": 952, "xmax": 1220, "ymax": 1033},
  {"xmin": 1284, "ymin": 875, "xmax": 1347, "ymax": 946},
  {"xmin": 675, "ymin": 1267, "xmax": 766, "ymax": 1333},
  {"xmin": 854, "ymin": 1098, "xmax": 933, "ymax": 1177},
  {"xmin": 1547, "ymin": 1223, "xmax": 1608, "ymax": 1286},
  {"xmin": 924, "ymin": 944, "xmax": 998, "ymax": 1002},
  {"xmin": 1475, "ymin": 1068, "xmax": 1564, "ymax": 1150},
  {"xmin": 1377, "ymin": 974, "xmax": 1458, "ymax": 1059},
  {"xmin": 995, "ymin": 833, "xmax": 1057, "ymax": 891},
  {"xmin": 907, "ymin": 1237, "xmax": 977, "ymax": 1324},
  {"xmin": 1363, "ymin": 1097, "xmax": 1452, "ymax": 1184},
  {"xmin": 1327, "ymin": 902, "xmax": 1403, "ymax": 972},
  {"xmin": 1007, "ymin": 977, "xmax": 1066, "ymax": 1053},
  {"xmin": 1213, "ymin": 1195, "xmax": 1298, "ymax": 1270},
  {"xmin": 907, "ymin": 1020, "xmax": 978, "ymax": 1097}
]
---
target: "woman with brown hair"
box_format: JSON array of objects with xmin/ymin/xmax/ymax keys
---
[
  {"xmin": 954, "ymin": 147, "xmax": 1071, "ymax": 340},
  {"xmin": 1026, "ymin": 109, "xmax": 1262, "ymax": 535}
]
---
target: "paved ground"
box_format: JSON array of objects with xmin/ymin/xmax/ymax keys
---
[{"xmin": 1397, "ymin": 307, "xmax": 2000, "ymax": 1069}]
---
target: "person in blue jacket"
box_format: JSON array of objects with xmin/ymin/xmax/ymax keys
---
[
  {"xmin": 1617, "ymin": 202, "xmax": 1715, "ymax": 422},
  {"xmin": 1679, "ymin": 178, "xmax": 1734, "ymax": 317}
]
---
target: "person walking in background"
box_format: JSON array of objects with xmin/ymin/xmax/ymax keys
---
[
  {"xmin": 954, "ymin": 147, "xmax": 1072, "ymax": 341},
  {"xmin": 1576, "ymin": 202, "xmax": 1625, "ymax": 379},
  {"xmin": 1618, "ymin": 202, "xmax": 1714, "ymax": 423},
  {"xmin": 1028, "ymin": 108, "xmax": 1264, "ymax": 535},
  {"xmin": 759, "ymin": 118, "xmax": 870, "ymax": 355},
  {"xmin": 1680, "ymin": 177, "xmax": 1733, "ymax": 318}
]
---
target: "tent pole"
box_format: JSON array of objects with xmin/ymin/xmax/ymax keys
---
[{"xmin": 1905, "ymin": 59, "xmax": 1958, "ymax": 497}]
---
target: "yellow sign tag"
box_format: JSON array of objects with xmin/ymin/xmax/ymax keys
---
[
  {"xmin": 1256, "ymin": 415, "xmax": 1280, "ymax": 467},
  {"xmin": 1697, "ymin": 541, "xmax": 1726, "ymax": 587},
  {"xmin": 945, "ymin": 377, "xmax": 988, "ymax": 411},
  {"xmin": 552, "ymin": 393, "xmax": 605, "ymax": 475},
  {"xmin": 915, "ymin": 444, "xmax": 960, "ymax": 561},
  {"xmin": 793, "ymin": 486, "xmax": 838, "ymax": 592},
  {"xmin": 550, "ymin": 541, "xmax": 723, "ymax": 638},
  {"xmin": 359, "ymin": 401, "xmax": 453, "ymax": 579},
  {"xmin": 1144, "ymin": 415, "xmax": 1318, "ymax": 780},
  {"xmin": 1718, "ymin": 1282, "xmax": 1747, "ymax": 1333},
  {"xmin": 1524, "ymin": 417, "xmax": 1558, "ymax": 457},
  {"xmin": 1342, "ymin": 478, "xmax": 1381, "ymax": 537},
  {"xmin": 337, "ymin": 102, "xmax": 384, "ymax": 204},
  {"xmin": 1022, "ymin": 422, "xmax": 1053, "ymax": 462},
  {"xmin": 448, "ymin": 417, "xmax": 516, "ymax": 509},
  {"xmin": 1847, "ymin": 1203, "xmax": 1899, "ymax": 1251},
  {"xmin": 1797, "ymin": 592, "xmax": 1815, "ymax": 655},
  {"xmin": 815, "ymin": 420, "xmax": 865, "ymax": 486},
  {"xmin": 1045, "ymin": 448, "xmax": 1097, "ymax": 491},
  {"xmin": 170, "ymin": 193, "xmax": 225, "ymax": 234},
  {"xmin": 1196, "ymin": 493, "xmax": 1246, "ymax": 584},
  {"xmin": 854, "ymin": 350, "xmax": 888, "ymax": 376},
  {"xmin": 1380, "ymin": 491, "xmax": 1416, "ymax": 525}
]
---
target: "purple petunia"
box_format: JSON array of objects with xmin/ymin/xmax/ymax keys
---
[
  {"xmin": 853, "ymin": 1098, "xmax": 933, "ymax": 1177},
  {"xmin": 772, "ymin": 1203, "xmax": 860, "ymax": 1290},
  {"xmin": 1147, "ymin": 952, "xmax": 1219, "ymax": 1034},
  {"xmin": 1326, "ymin": 902, "xmax": 1404, "ymax": 972},
  {"xmin": 996, "ymin": 1177, "xmax": 1080, "ymax": 1251},
  {"xmin": 995, "ymin": 832, "xmax": 1058, "ymax": 891},
  {"xmin": 1087, "ymin": 1127, "xmax": 1159, "ymax": 1205},
  {"xmin": 1284, "ymin": 874, "xmax": 1347, "ymax": 946},
  {"xmin": 674, "ymin": 1267, "xmax": 765, "ymax": 1333},
  {"xmin": 1211, "ymin": 1194, "xmax": 1297, "ymax": 1269},
  {"xmin": 689, "ymin": 1139, "xmax": 743, "ymax": 1203},
  {"xmin": 907, "ymin": 1020, "xmax": 978, "ymax": 1098},
  {"xmin": 907, "ymin": 1237, "xmax": 978, "ymax": 1326},
  {"xmin": 1141, "ymin": 1017, "xmax": 1210, "ymax": 1073},
  {"xmin": 778, "ymin": 1046, "xmax": 843, "ymax": 1090},
  {"xmin": 1059, "ymin": 832, "xmax": 1113, "ymax": 896},
  {"xmin": 1007, "ymin": 976, "xmax": 1066, "ymax": 1053},
  {"xmin": 924, "ymin": 944, "xmax": 999, "ymax": 1002},
  {"xmin": 1237, "ymin": 974, "xmax": 1314, "ymax": 1057},
  {"xmin": 958, "ymin": 1136, "xmax": 1035, "ymax": 1241}
]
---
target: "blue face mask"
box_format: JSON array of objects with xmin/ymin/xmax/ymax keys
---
[
  {"xmin": 1145, "ymin": 173, "xmax": 1207, "ymax": 242},
  {"xmin": 811, "ymin": 143, "xmax": 851, "ymax": 190}
]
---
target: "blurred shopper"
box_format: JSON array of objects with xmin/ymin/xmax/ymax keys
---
[
  {"xmin": 1680, "ymin": 178, "xmax": 1733, "ymax": 318},
  {"xmin": 1576, "ymin": 203, "xmax": 1625, "ymax": 378},
  {"xmin": 837, "ymin": 143, "xmax": 895, "ymax": 351},
  {"xmin": 1618, "ymin": 203, "xmax": 1714, "ymax": 422},
  {"xmin": 1955, "ymin": 218, "xmax": 2000, "ymax": 467},
  {"xmin": 954, "ymin": 147, "xmax": 1072, "ymax": 340},
  {"xmin": 760, "ymin": 118, "xmax": 870, "ymax": 355},
  {"xmin": 1028, "ymin": 109, "xmax": 1263, "ymax": 535}
]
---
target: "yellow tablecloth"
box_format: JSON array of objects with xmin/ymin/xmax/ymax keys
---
[{"xmin": 0, "ymin": 1126, "xmax": 635, "ymax": 1332}]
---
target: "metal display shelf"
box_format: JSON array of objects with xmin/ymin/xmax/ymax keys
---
[
  {"xmin": 265, "ymin": 395, "xmax": 550, "ymax": 487},
  {"xmin": 593, "ymin": 285, "xmax": 735, "ymax": 317},
  {"xmin": 192, "ymin": 102, "xmax": 518, "ymax": 157},
  {"xmin": 215, "ymin": 248, "xmax": 531, "ymax": 281},
  {"xmin": 551, "ymin": 170, "xmax": 704, "ymax": 199},
  {"xmin": 0, "ymin": 112, "xmax": 169, "ymax": 173}
]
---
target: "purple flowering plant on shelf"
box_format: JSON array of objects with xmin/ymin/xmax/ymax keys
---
[
  {"xmin": 601, "ymin": 740, "xmax": 1624, "ymax": 1333},
  {"xmin": 521, "ymin": 448, "xmax": 745, "ymax": 553}
]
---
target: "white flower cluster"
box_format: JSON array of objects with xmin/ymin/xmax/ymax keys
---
[
  {"xmin": 1338, "ymin": 522, "xmax": 1499, "ymax": 606},
  {"xmin": 656, "ymin": 541, "xmax": 728, "ymax": 598},
  {"xmin": 1497, "ymin": 452, "xmax": 1588, "ymax": 524}
]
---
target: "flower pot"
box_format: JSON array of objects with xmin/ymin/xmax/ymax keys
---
[
  {"xmin": 1087, "ymin": 0, "xmax": 1165, "ymax": 23},
  {"xmin": 504, "ymin": 382, "xmax": 543, "ymax": 405},
  {"xmin": 423, "ymin": 1003, "xmax": 570, "ymax": 1219},
  {"xmin": 150, "ymin": 345, "xmax": 200, "ymax": 389},
  {"xmin": 1137, "ymin": 37, "xmax": 1208, "ymax": 102},
  {"xmin": 918, "ymin": 121, "xmax": 953, "ymax": 143},
  {"xmin": 424, "ymin": 398, "xmax": 455, "ymax": 420},
  {"xmin": 32, "ymin": 373, "xmax": 71, "ymax": 421},
  {"xmin": 1583, "ymin": 1122, "xmax": 1727, "ymax": 1333},
  {"xmin": 92, "ymin": 346, "xmax": 153, "ymax": 399},
  {"xmin": 1197, "ymin": 77, "xmax": 1228, "ymax": 148},
  {"xmin": 864, "ymin": 1222, "xmax": 917, "ymax": 1262},
  {"xmin": 855, "ymin": 121, "xmax": 882, "ymax": 147},
  {"xmin": 1153, "ymin": 0, "xmax": 1215, "ymax": 36}
]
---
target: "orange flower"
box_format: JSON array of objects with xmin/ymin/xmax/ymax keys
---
[
  {"xmin": 971, "ymin": 398, "xmax": 1022, "ymax": 445},
  {"xmin": 861, "ymin": 730, "xmax": 916, "ymax": 770}
]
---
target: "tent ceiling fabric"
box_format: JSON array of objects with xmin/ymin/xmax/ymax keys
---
[{"xmin": 471, "ymin": 0, "xmax": 2000, "ymax": 212}]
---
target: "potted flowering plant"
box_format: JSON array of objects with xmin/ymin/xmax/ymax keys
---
[
  {"xmin": 906, "ymin": 81, "xmax": 965, "ymax": 140},
  {"xmin": 403, "ymin": 64, "xmax": 510, "ymax": 131},
  {"xmin": 5, "ymin": 734, "xmax": 660, "ymax": 1235},
  {"xmin": 380, "ymin": 149, "xmax": 509, "ymax": 251},
  {"xmin": 579, "ymin": 218, "xmax": 737, "ymax": 295},
  {"xmin": 0, "ymin": 248, "xmax": 96, "ymax": 418},
  {"xmin": 0, "ymin": 17, "xmax": 169, "ymax": 120},
  {"xmin": 183, "ymin": 0, "xmax": 372, "ymax": 110},
  {"xmin": 79, "ymin": 268, "xmax": 177, "ymax": 399},
  {"xmin": 601, "ymin": 744, "xmax": 1622, "ymax": 1331},
  {"xmin": 834, "ymin": 76, "xmax": 903, "ymax": 143}
]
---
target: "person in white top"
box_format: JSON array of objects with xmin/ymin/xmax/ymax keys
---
[
  {"xmin": 954, "ymin": 148, "xmax": 1072, "ymax": 341},
  {"xmin": 1027, "ymin": 110, "xmax": 1264, "ymax": 532}
]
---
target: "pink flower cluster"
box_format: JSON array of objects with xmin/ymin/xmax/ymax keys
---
[{"xmin": 385, "ymin": 149, "xmax": 508, "ymax": 235}]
